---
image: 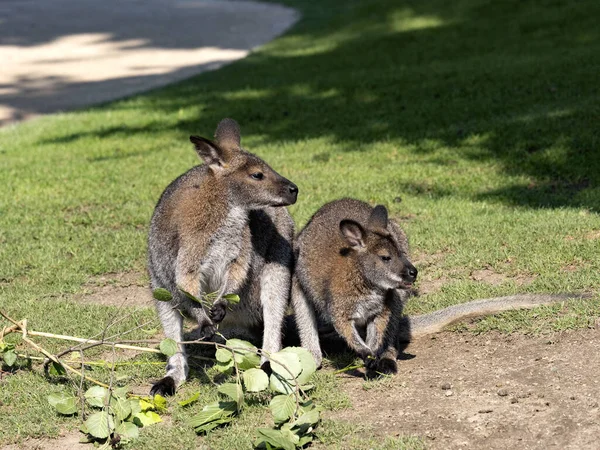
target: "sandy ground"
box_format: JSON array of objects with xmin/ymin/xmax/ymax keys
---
[
  {"xmin": 0, "ymin": 0, "xmax": 299, "ymax": 125},
  {"xmin": 331, "ymin": 328, "xmax": 600, "ymax": 449}
]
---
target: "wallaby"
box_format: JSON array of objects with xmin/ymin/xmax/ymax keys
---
[
  {"xmin": 292, "ymin": 198, "xmax": 417, "ymax": 376},
  {"xmin": 292, "ymin": 198, "xmax": 592, "ymax": 376},
  {"xmin": 148, "ymin": 118, "xmax": 298, "ymax": 396}
]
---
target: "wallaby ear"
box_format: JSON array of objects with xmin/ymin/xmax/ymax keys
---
[
  {"xmin": 368, "ymin": 205, "xmax": 388, "ymax": 230},
  {"xmin": 214, "ymin": 118, "xmax": 241, "ymax": 150},
  {"xmin": 339, "ymin": 220, "xmax": 366, "ymax": 249},
  {"xmin": 189, "ymin": 135, "xmax": 230, "ymax": 168}
]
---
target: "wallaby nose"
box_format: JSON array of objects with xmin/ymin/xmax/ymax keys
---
[
  {"xmin": 288, "ymin": 183, "xmax": 298, "ymax": 195},
  {"xmin": 404, "ymin": 265, "xmax": 418, "ymax": 283}
]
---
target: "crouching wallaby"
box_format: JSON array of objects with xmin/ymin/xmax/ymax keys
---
[
  {"xmin": 148, "ymin": 118, "xmax": 298, "ymax": 396},
  {"xmin": 292, "ymin": 198, "xmax": 592, "ymax": 376},
  {"xmin": 292, "ymin": 198, "xmax": 417, "ymax": 376}
]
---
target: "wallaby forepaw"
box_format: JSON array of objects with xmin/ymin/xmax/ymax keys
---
[
  {"xmin": 150, "ymin": 376, "xmax": 176, "ymax": 397},
  {"xmin": 209, "ymin": 303, "xmax": 227, "ymax": 324},
  {"xmin": 376, "ymin": 357, "xmax": 398, "ymax": 375},
  {"xmin": 199, "ymin": 323, "xmax": 217, "ymax": 340}
]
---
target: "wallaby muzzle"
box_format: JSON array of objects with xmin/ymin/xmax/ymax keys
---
[{"xmin": 276, "ymin": 178, "xmax": 299, "ymax": 206}]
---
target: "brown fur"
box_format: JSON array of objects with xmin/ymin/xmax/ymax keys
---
[{"xmin": 292, "ymin": 198, "xmax": 417, "ymax": 376}]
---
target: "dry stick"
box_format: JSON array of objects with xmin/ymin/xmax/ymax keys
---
[{"xmin": 21, "ymin": 321, "xmax": 109, "ymax": 388}]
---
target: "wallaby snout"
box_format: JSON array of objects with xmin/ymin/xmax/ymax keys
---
[{"xmin": 275, "ymin": 177, "xmax": 298, "ymax": 206}]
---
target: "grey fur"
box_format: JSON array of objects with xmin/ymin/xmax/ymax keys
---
[{"xmin": 148, "ymin": 118, "xmax": 297, "ymax": 395}]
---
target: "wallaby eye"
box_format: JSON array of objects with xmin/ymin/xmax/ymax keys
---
[
  {"xmin": 380, "ymin": 255, "xmax": 392, "ymax": 262},
  {"xmin": 250, "ymin": 172, "xmax": 264, "ymax": 180}
]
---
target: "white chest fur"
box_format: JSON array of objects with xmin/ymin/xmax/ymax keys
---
[
  {"xmin": 199, "ymin": 206, "xmax": 248, "ymax": 295},
  {"xmin": 352, "ymin": 292, "xmax": 384, "ymax": 326}
]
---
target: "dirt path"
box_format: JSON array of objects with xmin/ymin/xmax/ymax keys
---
[
  {"xmin": 0, "ymin": 0, "xmax": 298, "ymax": 125},
  {"xmin": 331, "ymin": 329, "xmax": 600, "ymax": 449}
]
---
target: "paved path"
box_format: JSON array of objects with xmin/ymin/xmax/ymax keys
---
[{"xmin": 0, "ymin": 0, "xmax": 298, "ymax": 126}]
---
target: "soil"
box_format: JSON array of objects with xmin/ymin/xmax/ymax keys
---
[
  {"xmin": 330, "ymin": 328, "xmax": 600, "ymax": 449},
  {"xmin": 73, "ymin": 271, "xmax": 153, "ymax": 308}
]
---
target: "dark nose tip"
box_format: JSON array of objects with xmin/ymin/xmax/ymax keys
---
[
  {"xmin": 405, "ymin": 266, "xmax": 418, "ymax": 282},
  {"xmin": 288, "ymin": 183, "xmax": 298, "ymax": 195}
]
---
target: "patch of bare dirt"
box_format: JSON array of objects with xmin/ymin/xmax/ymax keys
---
[
  {"xmin": 330, "ymin": 329, "xmax": 600, "ymax": 449},
  {"xmin": 1, "ymin": 432, "xmax": 86, "ymax": 450},
  {"xmin": 73, "ymin": 272, "xmax": 153, "ymax": 308},
  {"xmin": 584, "ymin": 230, "xmax": 600, "ymax": 240},
  {"xmin": 470, "ymin": 267, "xmax": 536, "ymax": 286},
  {"xmin": 417, "ymin": 277, "xmax": 450, "ymax": 295}
]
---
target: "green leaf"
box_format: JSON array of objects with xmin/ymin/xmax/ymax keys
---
[
  {"xmin": 139, "ymin": 398, "xmax": 155, "ymax": 412},
  {"xmin": 215, "ymin": 359, "xmax": 234, "ymax": 374},
  {"xmin": 269, "ymin": 394, "xmax": 296, "ymax": 424},
  {"xmin": 269, "ymin": 351, "xmax": 302, "ymax": 380},
  {"xmin": 129, "ymin": 399, "xmax": 142, "ymax": 416},
  {"xmin": 3, "ymin": 350, "xmax": 17, "ymax": 367},
  {"xmin": 238, "ymin": 353, "xmax": 261, "ymax": 370},
  {"xmin": 217, "ymin": 383, "xmax": 244, "ymax": 409},
  {"xmin": 255, "ymin": 428, "xmax": 296, "ymax": 450},
  {"xmin": 292, "ymin": 408, "xmax": 320, "ymax": 428},
  {"xmin": 113, "ymin": 386, "xmax": 129, "ymax": 399},
  {"xmin": 85, "ymin": 386, "xmax": 109, "ymax": 408},
  {"xmin": 280, "ymin": 347, "xmax": 317, "ymax": 385},
  {"xmin": 159, "ymin": 338, "xmax": 178, "ymax": 357},
  {"xmin": 178, "ymin": 392, "xmax": 200, "ymax": 407},
  {"xmin": 152, "ymin": 288, "xmax": 173, "ymax": 302},
  {"xmin": 224, "ymin": 339, "xmax": 260, "ymax": 369},
  {"xmin": 269, "ymin": 373, "xmax": 294, "ymax": 395},
  {"xmin": 194, "ymin": 417, "xmax": 234, "ymax": 434},
  {"xmin": 225, "ymin": 339, "xmax": 256, "ymax": 357},
  {"xmin": 223, "ymin": 293, "xmax": 240, "ymax": 304},
  {"xmin": 153, "ymin": 394, "xmax": 167, "ymax": 412},
  {"xmin": 178, "ymin": 287, "xmax": 204, "ymax": 305},
  {"xmin": 133, "ymin": 411, "xmax": 162, "ymax": 427},
  {"xmin": 116, "ymin": 421, "xmax": 139, "ymax": 440},
  {"xmin": 110, "ymin": 396, "xmax": 132, "ymax": 421},
  {"xmin": 47, "ymin": 393, "xmax": 78, "ymax": 415},
  {"xmin": 47, "ymin": 392, "xmax": 66, "ymax": 408},
  {"xmin": 189, "ymin": 401, "xmax": 237, "ymax": 429},
  {"xmin": 85, "ymin": 411, "xmax": 114, "ymax": 439},
  {"xmin": 298, "ymin": 435, "xmax": 313, "ymax": 446},
  {"xmin": 48, "ymin": 361, "xmax": 66, "ymax": 376},
  {"xmin": 243, "ymin": 368, "xmax": 269, "ymax": 392},
  {"xmin": 215, "ymin": 348, "xmax": 233, "ymax": 363}
]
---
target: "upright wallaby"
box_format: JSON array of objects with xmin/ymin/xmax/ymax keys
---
[
  {"xmin": 292, "ymin": 198, "xmax": 592, "ymax": 376},
  {"xmin": 148, "ymin": 118, "xmax": 298, "ymax": 396},
  {"xmin": 292, "ymin": 198, "xmax": 417, "ymax": 376}
]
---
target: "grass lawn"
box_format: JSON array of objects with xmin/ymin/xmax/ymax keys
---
[{"xmin": 1, "ymin": 0, "xmax": 599, "ymax": 447}]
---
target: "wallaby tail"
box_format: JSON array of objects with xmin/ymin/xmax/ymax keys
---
[{"xmin": 407, "ymin": 293, "xmax": 594, "ymax": 339}]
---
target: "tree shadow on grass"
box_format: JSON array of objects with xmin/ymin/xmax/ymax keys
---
[{"xmin": 40, "ymin": 0, "xmax": 600, "ymax": 211}]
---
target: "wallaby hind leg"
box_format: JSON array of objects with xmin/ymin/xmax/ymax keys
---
[
  {"xmin": 291, "ymin": 278, "xmax": 323, "ymax": 367},
  {"xmin": 151, "ymin": 300, "xmax": 188, "ymax": 396},
  {"xmin": 365, "ymin": 291, "xmax": 403, "ymax": 376},
  {"xmin": 259, "ymin": 262, "xmax": 291, "ymax": 366},
  {"xmin": 365, "ymin": 313, "xmax": 397, "ymax": 376}
]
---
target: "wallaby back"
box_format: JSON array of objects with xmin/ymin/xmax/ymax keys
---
[{"xmin": 148, "ymin": 118, "xmax": 298, "ymax": 396}]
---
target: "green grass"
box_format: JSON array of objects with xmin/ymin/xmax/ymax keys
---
[{"xmin": 1, "ymin": 0, "xmax": 600, "ymax": 447}]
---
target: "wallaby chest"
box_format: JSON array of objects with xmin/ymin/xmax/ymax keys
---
[
  {"xmin": 198, "ymin": 206, "xmax": 251, "ymax": 294},
  {"xmin": 350, "ymin": 292, "xmax": 385, "ymax": 327}
]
